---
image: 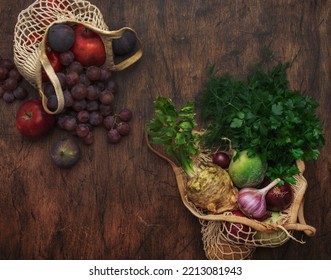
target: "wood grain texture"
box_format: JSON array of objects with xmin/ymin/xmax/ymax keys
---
[{"xmin": 0, "ymin": 0, "xmax": 330, "ymax": 260}]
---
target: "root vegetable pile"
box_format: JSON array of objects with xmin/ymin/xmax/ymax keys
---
[{"xmin": 146, "ymin": 51, "xmax": 325, "ymax": 246}]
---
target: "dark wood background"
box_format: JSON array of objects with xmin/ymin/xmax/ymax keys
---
[{"xmin": 0, "ymin": 0, "xmax": 330, "ymax": 260}]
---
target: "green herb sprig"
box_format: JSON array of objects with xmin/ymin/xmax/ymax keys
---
[
  {"xmin": 197, "ymin": 63, "xmax": 325, "ymax": 184},
  {"xmin": 146, "ymin": 97, "xmax": 201, "ymax": 177}
]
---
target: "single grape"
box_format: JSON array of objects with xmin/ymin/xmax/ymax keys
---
[
  {"xmin": 117, "ymin": 122, "xmax": 130, "ymax": 136},
  {"xmin": 118, "ymin": 108, "xmax": 133, "ymax": 122},
  {"xmin": 63, "ymin": 89, "xmax": 74, "ymax": 107},
  {"xmin": 3, "ymin": 78, "xmax": 18, "ymax": 92},
  {"xmin": 99, "ymin": 89, "xmax": 114, "ymax": 105},
  {"xmin": 89, "ymin": 111, "xmax": 103, "ymax": 126},
  {"xmin": 86, "ymin": 100, "xmax": 99, "ymax": 112},
  {"xmin": 95, "ymin": 81, "xmax": 105, "ymax": 91},
  {"xmin": 76, "ymin": 123, "xmax": 90, "ymax": 138},
  {"xmin": 65, "ymin": 71, "xmax": 79, "ymax": 88},
  {"xmin": 71, "ymin": 83, "xmax": 87, "ymax": 100},
  {"xmin": 100, "ymin": 67, "xmax": 112, "ymax": 81},
  {"xmin": 99, "ymin": 104, "xmax": 114, "ymax": 117},
  {"xmin": 8, "ymin": 68, "xmax": 22, "ymax": 81},
  {"xmin": 67, "ymin": 61, "xmax": 84, "ymax": 74},
  {"xmin": 107, "ymin": 128, "xmax": 121, "ymax": 144},
  {"xmin": 47, "ymin": 95, "xmax": 58, "ymax": 111},
  {"xmin": 59, "ymin": 51, "xmax": 75, "ymax": 66},
  {"xmin": 86, "ymin": 66, "xmax": 101, "ymax": 81},
  {"xmin": 42, "ymin": 82, "xmax": 55, "ymax": 97},
  {"xmin": 77, "ymin": 110, "xmax": 90, "ymax": 123},
  {"xmin": 79, "ymin": 73, "xmax": 91, "ymax": 87},
  {"xmin": 103, "ymin": 115, "xmax": 116, "ymax": 130},
  {"xmin": 13, "ymin": 87, "xmax": 28, "ymax": 100},
  {"xmin": 83, "ymin": 131, "xmax": 94, "ymax": 145},
  {"xmin": 72, "ymin": 99, "xmax": 87, "ymax": 112},
  {"xmin": 105, "ymin": 79, "xmax": 118, "ymax": 94},
  {"xmin": 2, "ymin": 92, "xmax": 15, "ymax": 103},
  {"xmin": 63, "ymin": 116, "xmax": 77, "ymax": 131},
  {"xmin": 56, "ymin": 115, "xmax": 67, "ymax": 129},
  {"xmin": 86, "ymin": 85, "xmax": 99, "ymax": 100}
]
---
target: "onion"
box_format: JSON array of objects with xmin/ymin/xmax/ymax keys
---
[
  {"xmin": 266, "ymin": 181, "xmax": 293, "ymax": 211},
  {"xmin": 212, "ymin": 151, "xmax": 231, "ymax": 169},
  {"xmin": 223, "ymin": 210, "xmax": 255, "ymax": 243}
]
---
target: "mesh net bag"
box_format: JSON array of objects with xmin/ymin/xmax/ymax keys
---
[
  {"xmin": 13, "ymin": 0, "xmax": 143, "ymax": 114},
  {"xmin": 146, "ymin": 135, "xmax": 316, "ymax": 260}
]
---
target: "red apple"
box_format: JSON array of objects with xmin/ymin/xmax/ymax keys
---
[
  {"xmin": 71, "ymin": 24, "xmax": 106, "ymax": 67},
  {"xmin": 16, "ymin": 100, "xmax": 55, "ymax": 139}
]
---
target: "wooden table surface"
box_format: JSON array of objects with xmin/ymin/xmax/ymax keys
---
[{"xmin": 0, "ymin": 0, "xmax": 330, "ymax": 260}]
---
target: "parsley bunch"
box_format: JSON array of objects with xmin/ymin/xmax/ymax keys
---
[{"xmin": 197, "ymin": 63, "xmax": 325, "ymax": 183}]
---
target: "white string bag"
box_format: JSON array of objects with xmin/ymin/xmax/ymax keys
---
[{"xmin": 13, "ymin": 0, "xmax": 142, "ymax": 114}]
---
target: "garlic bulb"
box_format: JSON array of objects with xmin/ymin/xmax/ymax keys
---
[{"xmin": 237, "ymin": 178, "xmax": 280, "ymax": 219}]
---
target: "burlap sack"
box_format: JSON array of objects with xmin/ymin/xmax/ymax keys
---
[
  {"xmin": 146, "ymin": 135, "xmax": 316, "ymax": 260},
  {"xmin": 13, "ymin": 0, "xmax": 143, "ymax": 114}
]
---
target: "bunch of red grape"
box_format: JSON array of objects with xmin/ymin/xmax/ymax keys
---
[
  {"xmin": 43, "ymin": 51, "xmax": 132, "ymax": 145},
  {"xmin": 0, "ymin": 56, "xmax": 28, "ymax": 103}
]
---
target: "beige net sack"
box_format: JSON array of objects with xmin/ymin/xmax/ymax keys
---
[
  {"xmin": 13, "ymin": 0, "xmax": 143, "ymax": 114},
  {"xmin": 146, "ymin": 136, "xmax": 316, "ymax": 260}
]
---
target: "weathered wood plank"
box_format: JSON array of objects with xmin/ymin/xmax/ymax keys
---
[{"xmin": 0, "ymin": 0, "xmax": 330, "ymax": 260}]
